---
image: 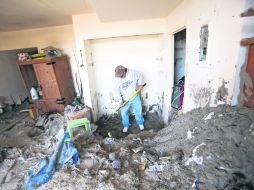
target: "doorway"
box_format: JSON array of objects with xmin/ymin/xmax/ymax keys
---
[
  {"xmin": 171, "ymin": 29, "xmax": 186, "ymax": 110},
  {"xmin": 85, "ymin": 34, "xmax": 163, "ymax": 117}
]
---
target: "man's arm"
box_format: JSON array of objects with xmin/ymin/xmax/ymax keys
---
[{"xmin": 114, "ymin": 80, "xmax": 123, "ymax": 104}]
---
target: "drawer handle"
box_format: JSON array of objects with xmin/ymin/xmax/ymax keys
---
[{"xmin": 46, "ymin": 62, "xmax": 56, "ymax": 65}]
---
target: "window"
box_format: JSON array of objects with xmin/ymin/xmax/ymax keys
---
[{"xmin": 199, "ymin": 25, "xmax": 209, "ymax": 61}]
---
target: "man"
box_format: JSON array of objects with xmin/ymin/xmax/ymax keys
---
[{"xmin": 114, "ymin": 65, "xmax": 145, "ymax": 133}]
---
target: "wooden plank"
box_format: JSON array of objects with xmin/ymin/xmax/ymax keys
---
[
  {"xmin": 53, "ymin": 58, "xmax": 75, "ymax": 104},
  {"xmin": 0, "ymin": 113, "xmax": 28, "ymax": 134},
  {"xmin": 34, "ymin": 63, "xmax": 61, "ymax": 99},
  {"xmin": 240, "ymin": 37, "xmax": 254, "ymax": 46},
  {"xmin": 243, "ymin": 44, "xmax": 254, "ymax": 108},
  {"xmin": 240, "ymin": 8, "xmax": 254, "ymax": 17}
]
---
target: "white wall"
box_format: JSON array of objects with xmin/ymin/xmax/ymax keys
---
[
  {"xmin": 0, "ymin": 25, "xmax": 80, "ymax": 96},
  {"xmin": 166, "ymin": 0, "xmax": 249, "ymax": 112},
  {"xmin": 0, "ymin": 51, "xmax": 27, "ymax": 104}
]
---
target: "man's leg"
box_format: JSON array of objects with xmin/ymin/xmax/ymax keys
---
[
  {"xmin": 120, "ymin": 102, "xmax": 131, "ymax": 132},
  {"xmin": 131, "ymin": 95, "xmax": 144, "ymax": 129}
]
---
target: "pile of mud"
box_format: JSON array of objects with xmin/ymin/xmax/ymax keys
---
[
  {"xmin": 96, "ymin": 111, "xmax": 164, "ymax": 139},
  {"xmin": 147, "ymin": 105, "xmax": 254, "ymax": 189},
  {"xmin": 0, "ymin": 105, "xmax": 253, "ymax": 190}
]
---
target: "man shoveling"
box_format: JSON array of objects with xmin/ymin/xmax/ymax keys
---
[{"xmin": 114, "ymin": 65, "xmax": 145, "ymax": 133}]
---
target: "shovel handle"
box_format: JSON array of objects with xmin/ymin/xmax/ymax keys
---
[{"xmin": 115, "ymin": 83, "xmax": 146, "ymax": 112}]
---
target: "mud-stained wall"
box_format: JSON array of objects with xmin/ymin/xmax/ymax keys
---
[
  {"xmin": 166, "ymin": 0, "xmax": 248, "ymax": 112},
  {"xmin": 72, "ymin": 0, "xmax": 251, "ymax": 123},
  {"xmin": 84, "ymin": 35, "xmax": 168, "ymax": 120},
  {"xmin": 238, "ymin": 64, "xmax": 254, "ymax": 105}
]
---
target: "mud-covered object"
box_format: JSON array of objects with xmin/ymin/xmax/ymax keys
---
[
  {"xmin": 18, "ymin": 52, "xmax": 31, "ymax": 61},
  {"xmin": 24, "ymin": 133, "xmax": 79, "ymax": 189},
  {"xmin": 112, "ymin": 159, "xmax": 121, "ymax": 170},
  {"xmin": 147, "ymin": 105, "xmax": 254, "ymax": 189},
  {"xmin": 58, "ymin": 134, "xmax": 79, "ymax": 165},
  {"xmin": 109, "ymin": 153, "xmax": 116, "ymax": 161}
]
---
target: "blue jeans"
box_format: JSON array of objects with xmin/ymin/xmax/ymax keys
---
[{"xmin": 120, "ymin": 95, "xmax": 144, "ymax": 128}]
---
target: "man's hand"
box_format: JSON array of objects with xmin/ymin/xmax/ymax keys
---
[
  {"xmin": 119, "ymin": 102, "xmax": 124, "ymax": 107},
  {"xmin": 138, "ymin": 85, "xmax": 144, "ymax": 91}
]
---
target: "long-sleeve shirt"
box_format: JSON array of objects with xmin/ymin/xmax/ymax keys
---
[{"xmin": 114, "ymin": 69, "xmax": 143, "ymax": 102}]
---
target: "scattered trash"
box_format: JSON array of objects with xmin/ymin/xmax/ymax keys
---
[
  {"xmin": 206, "ymin": 154, "xmax": 213, "ymax": 160},
  {"xmin": 192, "ymin": 177, "xmax": 200, "ymax": 189},
  {"xmin": 139, "ymin": 159, "xmax": 148, "ymax": 171},
  {"xmin": 96, "ymin": 182, "xmax": 105, "ymax": 190},
  {"xmin": 0, "ymin": 98, "xmax": 4, "ymax": 114},
  {"xmin": 138, "ymin": 151, "xmax": 148, "ymax": 171},
  {"xmin": 132, "ymin": 147, "xmax": 143, "ymax": 153},
  {"xmin": 1, "ymin": 104, "xmax": 253, "ymax": 189},
  {"xmin": 203, "ymin": 112, "xmax": 214, "ymax": 120},
  {"xmin": 192, "ymin": 179, "xmax": 197, "ymax": 188},
  {"xmin": 112, "ymin": 159, "xmax": 121, "ymax": 170},
  {"xmin": 249, "ymin": 123, "xmax": 254, "ymax": 135},
  {"xmin": 41, "ymin": 46, "xmax": 62, "ymax": 57},
  {"xmin": 58, "ymin": 133, "xmax": 79, "ymax": 164},
  {"xmin": 108, "ymin": 132, "xmax": 113, "ymax": 138},
  {"xmin": 132, "ymin": 138, "xmax": 142, "ymax": 144},
  {"xmin": 64, "ymin": 105, "xmax": 93, "ymax": 121},
  {"xmin": 109, "ymin": 153, "xmax": 116, "ymax": 161},
  {"xmin": 83, "ymin": 168, "xmax": 91, "ymax": 177},
  {"xmin": 187, "ymin": 130, "xmax": 192, "ymax": 139},
  {"xmin": 24, "ymin": 132, "xmax": 66, "ymax": 189},
  {"xmin": 30, "ymin": 87, "xmax": 39, "ymax": 100},
  {"xmin": 18, "ymin": 52, "xmax": 31, "ymax": 61},
  {"xmin": 218, "ymin": 114, "xmax": 223, "ymax": 117},
  {"xmin": 146, "ymin": 162, "xmax": 164, "ymax": 172},
  {"xmin": 218, "ymin": 166, "xmax": 227, "ymax": 170},
  {"xmin": 24, "ymin": 132, "xmax": 79, "ymax": 189},
  {"xmin": 98, "ymin": 170, "xmax": 110, "ymax": 180},
  {"xmin": 104, "ymin": 137, "xmax": 115, "ymax": 145},
  {"xmin": 185, "ymin": 143, "xmax": 206, "ymax": 166},
  {"xmin": 159, "ymin": 156, "xmax": 171, "ymax": 161}
]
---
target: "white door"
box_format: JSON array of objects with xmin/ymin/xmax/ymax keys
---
[{"xmin": 88, "ymin": 34, "xmax": 164, "ymax": 117}]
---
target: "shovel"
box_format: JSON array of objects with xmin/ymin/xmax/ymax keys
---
[{"xmin": 115, "ymin": 83, "xmax": 146, "ymax": 112}]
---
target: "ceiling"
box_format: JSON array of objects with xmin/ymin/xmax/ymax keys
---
[
  {"xmin": 0, "ymin": 0, "xmax": 182, "ymax": 32},
  {"xmin": 89, "ymin": 0, "xmax": 182, "ymax": 22}
]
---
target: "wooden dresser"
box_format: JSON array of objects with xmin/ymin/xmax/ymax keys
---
[{"xmin": 17, "ymin": 56, "xmax": 75, "ymax": 116}]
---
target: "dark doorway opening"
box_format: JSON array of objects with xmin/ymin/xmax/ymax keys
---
[{"xmin": 171, "ymin": 29, "xmax": 186, "ymax": 110}]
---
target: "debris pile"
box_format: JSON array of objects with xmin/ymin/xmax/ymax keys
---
[{"xmin": 0, "ymin": 105, "xmax": 253, "ymax": 189}]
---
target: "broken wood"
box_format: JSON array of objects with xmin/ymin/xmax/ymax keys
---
[{"xmin": 240, "ymin": 37, "xmax": 254, "ymax": 46}]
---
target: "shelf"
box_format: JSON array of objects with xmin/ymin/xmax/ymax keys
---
[{"xmin": 17, "ymin": 55, "xmax": 67, "ymax": 66}]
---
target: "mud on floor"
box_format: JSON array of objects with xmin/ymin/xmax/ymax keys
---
[
  {"xmin": 0, "ymin": 105, "xmax": 253, "ymax": 190},
  {"xmin": 96, "ymin": 111, "xmax": 164, "ymax": 139}
]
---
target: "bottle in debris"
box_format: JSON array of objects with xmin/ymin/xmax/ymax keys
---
[{"xmin": 30, "ymin": 87, "xmax": 39, "ymax": 100}]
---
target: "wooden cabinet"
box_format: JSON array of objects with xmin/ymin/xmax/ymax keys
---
[{"xmin": 17, "ymin": 56, "xmax": 75, "ymax": 116}]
